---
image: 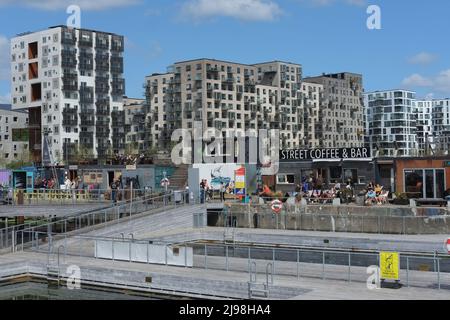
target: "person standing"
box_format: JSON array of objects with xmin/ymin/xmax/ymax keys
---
[
  {"xmin": 199, "ymin": 179, "xmax": 206, "ymax": 204},
  {"xmin": 111, "ymin": 179, "xmax": 118, "ymax": 204},
  {"xmin": 220, "ymin": 182, "xmax": 226, "ymax": 202}
]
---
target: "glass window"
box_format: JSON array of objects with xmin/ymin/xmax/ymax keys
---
[
  {"xmin": 435, "ymin": 170, "xmax": 445, "ymax": 199},
  {"xmin": 425, "ymin": 170, "xmax": 434, "ymax": 198},
  {"xmin": 404, "ymin": 170, "xmax": 423, "ymax": 197}
]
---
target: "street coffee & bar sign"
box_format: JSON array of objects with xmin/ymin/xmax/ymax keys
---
[{"xmin": 280, "ymin": 147, "xmax": 371, "ymax": 161}]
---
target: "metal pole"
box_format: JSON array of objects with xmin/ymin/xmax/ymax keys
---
[
  {"xmin": 348, "ymin": 252, "xmax": 351, "ymax": 283},
  {"xmin": 272, "ymin": 248, "xmax": 275, "ymax": 275},
  {"xmin": 130, "ymin": 180, "xmax": 133, "ymax": 220},
  {"xmin": 226, "ymin": 245, "xmax": 229, "ymax": 272},
  {"xmin": 204, "ymin": 244, "xmax": 207, "ymax": 269},
  {"xmin": 297, "ymin": 249, "xmax": 299, "ymax": 279},
  {"xmin": 322, "ymin": 251, "xmax": 325, "ymax": 280},
  {"xmin": 437, "ymin": 257, "xmax": 441, "ymax": 290}
]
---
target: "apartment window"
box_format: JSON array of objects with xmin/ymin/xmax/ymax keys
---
[
  {"xmin": 277, "ymin": 174, "xmax": 295, "ymax": 184},
  {"xmin": 13, "ymin": 117, "xmax": 17, "ymax": 122}
]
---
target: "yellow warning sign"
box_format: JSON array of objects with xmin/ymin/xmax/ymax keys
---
[{"xmin": 380, "ymin": 251, "xmax": 400, "ymax": 280}]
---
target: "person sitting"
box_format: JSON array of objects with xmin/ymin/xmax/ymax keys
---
[
  {"xmin": 259, "ymin": 184, "xmax": 273, "ymax": 199},
  {"xmin": 375, "ymin": 184, "xmax": 383, "ymax": 196},
  {"xmin": 366, "ymin": 189, "xmax": 377, "ymax": 205}
]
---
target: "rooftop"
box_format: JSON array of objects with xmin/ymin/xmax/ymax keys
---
[{"xmin": 15, "ymin": 25, "xmax": 123, "ymax": 38}]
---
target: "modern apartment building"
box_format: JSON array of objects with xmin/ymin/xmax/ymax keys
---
[
  {"xmin": 0, "ymin": 104, "xmax": 29, "ymax": 164},
  {"xmin": 415, "ymin": 99, "xmax": 434, "ymax": 155},
  {"xmin": 303, "ymin": 73, "xmax": 365, "ymax": 148},
  {"xmin": 10, "ymin": 26, "xmax": 125, "ymax": 165},
  {"xmin": 432, "ymin": 98, "xmax": 450, "ymax": 155},
  {"xmin": 145, "ymin": 58, "xmax": 304, "ymax": 150},
  {"xmin": 123, "ymin": 97, "xmax": 148, "ymax": 154},
  {"xmin": 300, "ymin": 82, "xmax": 324, "ymax": 148},
  {"xmin": 364, "ymin": 90, "xmax": 418, "ymax": 157}
]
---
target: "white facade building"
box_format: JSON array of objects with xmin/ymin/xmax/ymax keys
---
[
  {"xmin": 10, "ymin": 26, "xmax": 125, "ymax": 165},
  {"xmin": 364, "ymin": 90, "xmax": 418, "ymax": 157},
  {"xmin": 0, "ymin": 105, "xmax": 29, "ymax": 164}
]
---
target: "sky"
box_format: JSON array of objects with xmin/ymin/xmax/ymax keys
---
[{"xmin": 0, "ymin": 0, "xmax": 449, "ymax": 103}]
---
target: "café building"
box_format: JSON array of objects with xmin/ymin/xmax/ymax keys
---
[{"xmin": 264, "ymin": 147, "xmax": 375, "ymax": 193}]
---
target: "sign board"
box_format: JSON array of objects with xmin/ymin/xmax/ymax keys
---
[
  {"xmin": 444, "ymin": 161, "xmax": 450, "ymax": 167},
  {"xmin": 446, "ymin": 238, "xmax": 450, "ymax": 254},
  {"xmin": 234, "ymin": 167, "xmax": 246, "ymax": 196},
  {"xmin": 271, "ymin": 200, "xmax": 283, "ymax": 214},
  {"xmin": 68, "ymin": 165, "xmax": 78, "ymax": 170},
  {"xmin": 126, "ymin": 165, "xmax": 137, "ymax": 171},
  {"xmin": 379, "ymin": 251, "xmax": 400, "ymax": 280},
  {"xmin": 280, "ymin": 147, "xmax": 371, "ymax": 161}
]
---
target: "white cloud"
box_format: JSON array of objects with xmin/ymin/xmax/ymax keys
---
[
  {"xmin": 181, "ymin": 0, "xmax": 282, "ymax": 22},
  {"xmin": 408, "ymin": 52, "xmax": 438, "ymax": 65},
  {"xmin": 0, "ymin": 35, "xmax": 10, "ymax": 81},
  {"xmin": 0, "ymin": 92, "xmax": 11, "ymax": 104},
  {"xmin": 0, "ymin": 0, "xmax": 140, "ymax": 11},
  {"xmin": 302, "ymin": 0, "xmax": 366, "ymax": 6},
  {"xmin": 402, "ymin": 70, "xmax": 450, "ymax": 94}
]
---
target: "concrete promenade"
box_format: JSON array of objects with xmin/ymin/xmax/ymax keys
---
[{"xmin": 1, "ymin": 203, "xmax": 450, "ymax": 299}]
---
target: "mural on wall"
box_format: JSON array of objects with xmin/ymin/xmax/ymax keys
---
[{"xmin": 193, "ymin": 163, "xmax": 239, "ymax": 191}]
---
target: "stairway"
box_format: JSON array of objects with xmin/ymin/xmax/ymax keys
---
[{"xmin": 168, "ymin": 165, "xmax": 189, "ymax": 190}]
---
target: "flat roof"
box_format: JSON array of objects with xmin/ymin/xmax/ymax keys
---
[
  {"xmin": 172, "ymin": 58, "xmax": 301, "ymax": 67},
  {"xmin": 16, "ymin": 25, "xmax": 123, "ymax": 37}
]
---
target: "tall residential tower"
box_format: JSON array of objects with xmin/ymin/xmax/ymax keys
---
[{"xmin": 10, "ymin": 26, "xmax": 125, "ymax": 165}]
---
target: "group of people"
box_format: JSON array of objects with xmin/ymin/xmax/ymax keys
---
[
  {"xmin": 34, "ymin": 177, "xmax": 57, "ymax": 190},
  {"xmin": 365, "ymin": 182, "xmax": 386, "ymax": 205},
  {"xmin": 199, "ymin": 179, "xmax": 229, "ymax": 203}
]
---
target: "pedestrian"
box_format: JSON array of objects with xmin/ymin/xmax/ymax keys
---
[
  {"xmin": 220, "ymin": 182, "xmax": 226, "ymax": 202},
  {"xmin": 199, "ymin": 179, "xmax": 206, "ymax": 204},
  {"xmin": 111, "ymin": 179, "xmax": 118, "ymax": 204}
]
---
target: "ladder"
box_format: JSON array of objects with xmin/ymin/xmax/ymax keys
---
[
  {"xmin": 46, "ymin": 244, "xmax": 64, "ymax": 288},
  {"xmin": 248, "ymin": 262, "xmax": 273, "ymax": 299}
]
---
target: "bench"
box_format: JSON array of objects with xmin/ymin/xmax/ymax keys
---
[{"xmin": 415, "ymin": 198, "xmax": 448, "ymax": 207}]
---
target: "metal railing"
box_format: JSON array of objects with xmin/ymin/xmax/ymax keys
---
[
  {"xmin": 18, "ymin": 231, "xmax": 450, "ymax": 291},
  {"xmin": 3, "ymin": 191, "xmax": 194, "ymax": 253},
  {"xmin": 7, "ymin": 188, "xmax": 157, "ymax": 206}
]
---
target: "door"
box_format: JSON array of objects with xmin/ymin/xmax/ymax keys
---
[{"xmin": 26, "ymin": 171, "xmax": 34, "ymax": 193}]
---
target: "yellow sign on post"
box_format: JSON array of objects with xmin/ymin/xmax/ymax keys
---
[{"xmin": 380, "ymin": 251, "xmax": 400, "ymax": 280}]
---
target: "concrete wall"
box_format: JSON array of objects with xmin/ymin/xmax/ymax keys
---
[{"xmin": 209, "ymin": 204, "xmax": 450, "ymax": 235}]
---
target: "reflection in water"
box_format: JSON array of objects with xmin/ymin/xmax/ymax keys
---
[{"xmin": 0, "ymin": 282, "xmax": 160, "ymax": 300}]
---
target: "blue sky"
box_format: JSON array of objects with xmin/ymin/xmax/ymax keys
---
[{"xmin": 0, "ymin": 0, "xmax": 449, "ymax": 103}]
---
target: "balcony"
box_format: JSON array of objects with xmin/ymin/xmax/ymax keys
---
[
  {"xmin": 111, "ymin": 56, "xmax": 123, "ymax": 74},
  {"xmin": 61, "ymin": 29, "xmax": 77, "ymax": 45},
  {"xmin": 80, "ymin": 116, "xmax": 95, "ymax": 126},
  {"xmin": 62, "ymin": 73, "xmax": 78, "ymax": 91},
  {"xmin": 79, "ymin": 87, "xmax": 94, "ymax": 104},
  {"xmin": 79, "ymin": 31, "xmax": 93, "ymax": 47},
  {"xmin": 111, "ymin": 78, "xmax": 125, "ymax": 96},
  {"xmin": 62, "ymin": 117, "xmax": 78, "ymax": 126},
  {"xmin": 111, "ymin": 35, "xmax": 124, "ymax": 52},
  {"xmin": 79, "ymin": 52, "xmax": 93, "ymax": 71},
  {"xmin": 95, "ymin": 34, "xmax": 110, "ymax": 50},
  {"xmin": 95, "ymin": 55, "xmax": 110, "ymax": 72}
]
